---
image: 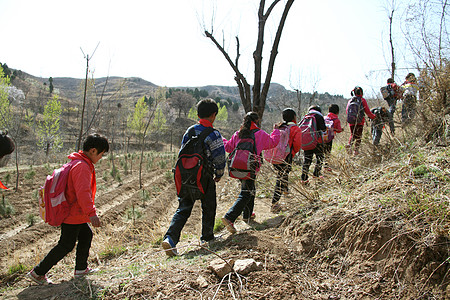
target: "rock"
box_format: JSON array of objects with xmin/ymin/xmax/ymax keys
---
[
  {"xmin": 196, "ymin": 275, "xmax": 208, "ymax": 288},
  {"xmin": 233, "ymin": 258, "xmax": 263, "ymax": 275},
  {"xmin": 208, "ymin": 258, "xmax": 235, "ymax": 278}
]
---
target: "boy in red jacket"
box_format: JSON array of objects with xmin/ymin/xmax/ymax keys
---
[
  {"xmin": 27, "ymin": 133, "xmax": 109, "ymax": 285},
  {"xmin": 323, "ymin": 104, "xmax": 343, "ymax": 171}
]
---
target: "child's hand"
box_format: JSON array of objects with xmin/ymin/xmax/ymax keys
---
[{"xmin": 90, "ymin": 215, "xmax": 101, "ymax": 227}]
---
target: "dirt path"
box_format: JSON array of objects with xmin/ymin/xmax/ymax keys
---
[{"xmin": 0, "ymin": 157, "xmax": 448, "ymax": 299}]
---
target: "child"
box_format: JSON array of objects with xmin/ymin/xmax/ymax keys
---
[
  {"xmin": 370, "ymin": 107, "xmax": 391, "ymax": 146},
  {"xmin": 401, "ymin": 73, "xmax": 419, "ymax": 124},
  {"xmin": 162, "ymin": 99, "xmax": 226, "ymax": 257},
  {"xmin": 0, "ymin": 132, "xmax": 14, "ymax": 159},
  {"xmin": 27, "ymin": 133, "xmax": 109, "ymax": 285},
  {"xmin": 323, "ymin": 104, "xmax": 343, "ymax": 171},
  {"xmin": 301, "ymin": 105, "xmax": 327, "ymax": 182},
  {"xmin": 346, "ymin": 86, "xmax": 376, "ymax": 155},
  {"xmin": 0, "ymin": 132, "xmax": 15, "ymax": 189},
  {"xmin": 222, "ymin": 112, "xmax": 280, "ymax": 233},
  {"xmin": 384, "ymin": 78, "xmax": 403, "ymax": 134},
  {"xmin": 270, "ymin": 108, "xmax": 302, "ymax": 212}
]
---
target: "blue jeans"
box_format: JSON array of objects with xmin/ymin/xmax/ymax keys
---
[
  {"xmin": 34, "ymin": 223, "xmax": 93, "ymax": 275},
  {"xmin": 224, "ymin": 179, "xmax": 256, "ymax": 223},
  {"xmin": 165, "ymin": 177, "xmax": 216, "ymax": 244},
  {"xmin": 386, "ymin": 97, "xmax": 396, "ymax": 133},
  {"xmin": 372, "ymin": 123, "xmax": 383, "ymax": 145}
]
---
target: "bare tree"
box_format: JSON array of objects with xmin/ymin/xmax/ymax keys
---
[
  {"xmin": 384, "ymin": 0, "xmax": 399, "ymax": 79},
  {"xmin": 168, "ymin": 91, "xmax": 196, "ymax": 118},
  {"xmin": 77, "ymin": 44, "xmax": 99, "ymax": 151},
  {"xmin": 204, "ymin": 0, "xmax": 295, "ymax": 120}
]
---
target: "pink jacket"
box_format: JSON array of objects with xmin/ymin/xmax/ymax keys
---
[
  {"xmin": 64, "ymin": 151, "xmax": 97, "ymax": 224},
  {"xmin": 223, "ymin": 127, "xmax": 280, "ymax": 172}
]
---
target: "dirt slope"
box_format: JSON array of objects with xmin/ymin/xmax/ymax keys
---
[{"xmin": 0, "ymin": 150, "xmax": 449, "ymax": 299}]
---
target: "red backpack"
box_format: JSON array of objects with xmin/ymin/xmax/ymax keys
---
[
  {"xmin": 39, "ymin": 160, "xmax": 83, "ymax": 226},
  {"xmin": 227, "ymin": 129, "xmax": 260, "ymax": 180},
  {"xmin": 173, "ymin": 127, "xmax": 214, "ymax": 199},
  {"xmin": 299, "ymin": 113, "xmax": 320, "ymax": 150}
]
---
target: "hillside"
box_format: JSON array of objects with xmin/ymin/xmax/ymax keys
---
[{"xmin": 0, "ymin": 124, "xmax": 449, "ymax": 299}]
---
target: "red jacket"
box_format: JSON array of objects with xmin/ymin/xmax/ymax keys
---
[
  {"xmin": 388, "ymin": 82, "xmax": 403, "ymax": 99},
  {"xmin": 64, "ymin": 151, "xmax": 97, "ymax": 224}
]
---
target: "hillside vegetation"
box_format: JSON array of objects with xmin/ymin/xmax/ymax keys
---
[{"xmin": 0, "ymin": 64, "xmax": 449, "ymax": 299}]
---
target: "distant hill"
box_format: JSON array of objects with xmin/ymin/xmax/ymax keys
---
[{"xmin": 8, "ymin": 68, "xmax": 346, "ymax": 114}]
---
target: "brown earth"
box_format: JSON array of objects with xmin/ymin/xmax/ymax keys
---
[{"xmin": 0, "ymin": 147, "xmax": 449, "ymax": 299}]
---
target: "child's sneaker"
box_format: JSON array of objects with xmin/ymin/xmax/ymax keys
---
[
  {"xmin": 74, "ymin": 267, "xmax": 99, "ymax": 278},
  {"xmin": 221, "ymin": 217, "xmax": 237, "ymax": 234},
  {"xmin": 27, "ymin": 269, "xmax": 52, "ymax": 285},
  {"xmin": 162, "ymin": 236, "xmax": 178, "ymax": 257}
]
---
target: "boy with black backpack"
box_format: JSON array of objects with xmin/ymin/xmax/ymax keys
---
[
  {"xmin": 370, "ymin": 106, "xmax": 391, "ymax": 146},
  {"xmin": 162, "ymin": 99, "xmax": 226, "ymax": 257},
  {"xmin": 380, "ymin": 78, "xmax": 402, "ymax": 134},
  {"xmin": 300, "ymin": 105, "xmax": 327, "ymax": 183}
]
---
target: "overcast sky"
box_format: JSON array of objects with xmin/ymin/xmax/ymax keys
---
[{"xmin": 1, "ymin": 0, "xmax": 418, "ymax": 97}]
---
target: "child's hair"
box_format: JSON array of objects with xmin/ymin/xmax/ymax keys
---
[
  {"xmin": 197, "ymin": 98, "xmax": 219, "ymax": 119},
  {"xmin": 282, "ymin": 108, "xmax": 296, "ymax": 122},
  {"xmin": 0, "ymin": 132, "xmax": 14, "ymax": 159},
  {"xmin": 351, "ymin": 86, "xmax": 363, "ymax": 96},
  {"xmin": 405, "ymin": 73, "xmax": 417, "ymax": 83},
  {"xmin": 239, "ymin": 111, "xmax": 259, "ymax": 138},
  {"xmin": 309, "ymin": 105, "xmax": 321, "ymax": 113},
  {"xmin": 329, "ymin": 104, "xmax": 339, "ymax": 114},
  {"xmin": 387, "ymin": 78, "xmax": 394, "ymax": 84},
  {"xmin": 83, "ymin": 133, "xmax": 109, "ymax": 153}
]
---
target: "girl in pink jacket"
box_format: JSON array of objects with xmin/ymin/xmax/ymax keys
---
[{"xmin": 221, "ymin": 112, "xmax": 280, "ymax": 233}]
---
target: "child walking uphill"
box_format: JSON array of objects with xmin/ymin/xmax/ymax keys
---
[
  {"xmin": 401, "ymin": 73, "xmax": 419, "ymax": 124},
  {"xmin": 301, "ymin": 105, "xmax": 327, "ymax": 182},
  {"xmin": 27, "ymin": 133, "xmax": 109, "ymax": 285},
  {"xmin": 270, "ymin": 108, "xmax": 302, "ymax": 213},
  {"xmin": 323, "ymin": 104, "xmax": 343, "ymax": 171},
  {"xmin": 162, "ymin": 99, "xmax": 226, "ymax": 257},
  {"xmin": 222, "ymin": 112, "xmax": 280, "ymax": 233},
  {"xmin": 346, "ymin": 86, "xmax": 376, "ymax": 155}
]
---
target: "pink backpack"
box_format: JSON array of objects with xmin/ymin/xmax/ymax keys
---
[
  {"xmin": 264, "ymin": 124, "xmax": 293, "ymax": 164},
  {"xmin": 39, "ymin": 160, "xmax": 82, "ymax": 226}
]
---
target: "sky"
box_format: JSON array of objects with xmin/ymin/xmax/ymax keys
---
[{"xmin": 0, "ymin": 0, "xmax": 418, "ymax": 97}]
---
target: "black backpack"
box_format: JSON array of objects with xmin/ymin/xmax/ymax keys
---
[
  {"xmin": 346, "ymin": 96, "xmax": 365, "ymax": 124},
  {"xmin": 173, "ymin": 127, "xmax": 214, "ymax": 199}
]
